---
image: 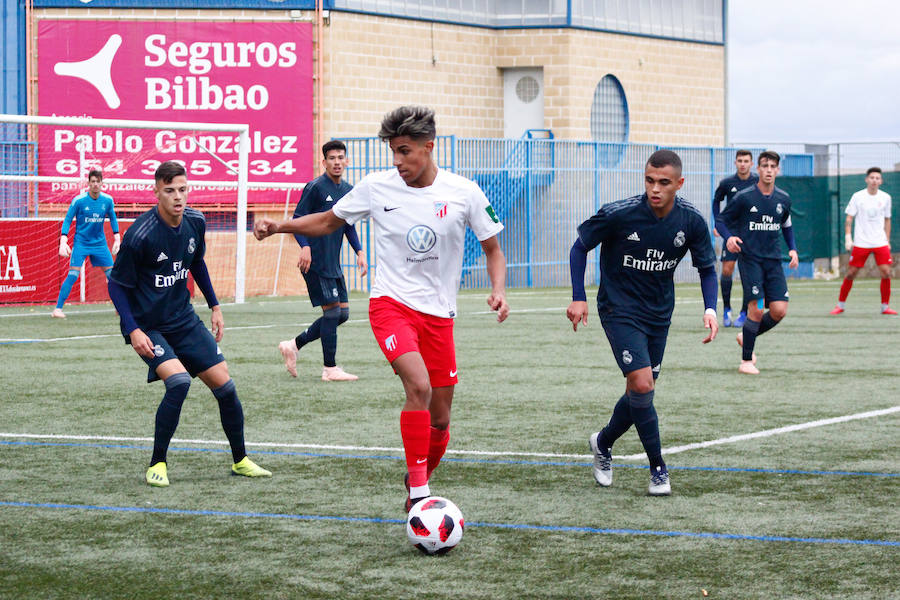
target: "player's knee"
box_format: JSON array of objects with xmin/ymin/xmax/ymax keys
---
[
  {"xmin": 164, "ymin": 372, "xmax": 192, "ymax": 405},
  {"xmin": 769, "ymin": 305, "xmax": 787, "ymax": 321},
  {"xmin": 430, "ymin": 415, "xmax": 450, "ymax": 430},
  {"xmin": 323, "ymin": 306, "xmax": 341, "ymax": 322},
  {"xmin": 722, "ymin": 264, "xmax": 734, "ymax": 277},
  {"xmin": 339, "ymin": 307, "xmax": 350, "ymax": 324},
  {"xmin": 626, "ymin": 373, "xmax": 655, "ymax": 396},
  {"xmin": 211, "ymin": 378, "xmax": 236, "ymax": 401},
  {"xmin": 67, "ymin": 269, "xmax": 80, "ymax": 279},
  {"xmin": 627, "ymin": 388, "xmax": 655, "ymax": 408},
  {"xmin": 403, "ymin": 376, "xmax": 432, "ymax": 406}
]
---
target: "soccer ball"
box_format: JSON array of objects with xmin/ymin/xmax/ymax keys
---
[{"xmin": 406, "ymin": 496, "xmax": 464, "ymax": 555}]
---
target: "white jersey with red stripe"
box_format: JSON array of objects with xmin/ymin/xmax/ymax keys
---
[
  {"xmin": 846, "ymin": 188, "xmax": 891, "ymax": 248},
  {"xmin": 332, "ymin": 168, "xmax": 504, "ymax": 318}
]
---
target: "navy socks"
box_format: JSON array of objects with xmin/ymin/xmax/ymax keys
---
[
  {"xmin": 628, "ymin": 389, "xmax": 664, "ymax": 470},
  {"xmin": 212, "ymin": 379, "xmax": 246, "ymax": 463},
  {"xmin": 598, "ymin": 394, "xmax": 632, "ymax": 450},
  {"xmin": 151, "ymin": 372, "xmax": 191, "ymax": 465}
]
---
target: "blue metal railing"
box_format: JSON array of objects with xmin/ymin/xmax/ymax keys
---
[{"xmin": 339, "ymin": 137, "xmax": 814, "ymax": 289}]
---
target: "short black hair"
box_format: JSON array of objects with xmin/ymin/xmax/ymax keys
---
[
  {"xmin": 758, "ymin": 150, "xmax": 781, "ymax": 166},
  {"xmin": 866, "ymin": 166, "xmax": 883, "ymax": 177},
  {"xmin": 155, "ymin": 161, "xmax": 187, "ymax": 184},
  {"xmin": 735, "ymin": 149, "xmax": 752, "ymax": 160},
  {"xmin": 322, "ymin": 140, "xmax": 346, "ymax": 158},
  {"xmin": 88, "ymin": 169, "xmax": 103, "ymax": 181},
  {"xmin": 646, "ymin": 149, "xmax": 682, "ymax": 175},
  {"xmin": 378, "ymin": 105, "xmax": 437, "ymax": 142}
]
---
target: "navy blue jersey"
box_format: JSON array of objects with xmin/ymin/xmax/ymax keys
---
[
  {"xmin": 718, "ymin": 185, "xmax": 791, "ymax": 260},
  {"xmin": 293, "ymin": 174, "xmax": 354, "ymax": 278},
  {"xmin": 577, "ymin": 194, "xmax": 716, "ymax": 327},
  {"xmin": 712, "ymin": 172, "xmax": 758, "ymax": 231},
  {"xmin": 109, "ymin": 207, "xmax": 207, "ymax": 334}
]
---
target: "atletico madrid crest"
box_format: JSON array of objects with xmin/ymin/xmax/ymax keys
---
[{"xmin": 434, "ymin": 202, "xmax": 447, "ymax": 219}]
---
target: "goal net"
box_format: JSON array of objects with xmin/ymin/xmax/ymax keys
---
[{"xmin": 0, "ymin": 113, "xmax": 311, "ymax": 305}]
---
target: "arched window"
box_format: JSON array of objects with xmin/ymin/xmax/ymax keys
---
[{"xmin": 590, "ymin": 75, "xmax": 629, "ymax": 167}]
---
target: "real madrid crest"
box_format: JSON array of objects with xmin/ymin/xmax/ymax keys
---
[
  {"xmin": 776, "ymin": 203, "xmax": 783, "ymax": 215},
  {"xmin": 188, "ymin": 237, "xmax": 196, "ymax": 254},
  {"xmin": 673, "ymin": 230, "xmax": 685, "ymax": 247}
]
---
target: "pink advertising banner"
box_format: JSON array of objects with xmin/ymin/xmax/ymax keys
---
[{"xmin": 37, "ymin": 20, "xmax": 313, "ymax": 204}]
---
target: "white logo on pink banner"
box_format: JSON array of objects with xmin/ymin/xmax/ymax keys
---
[{"xmin": 38, "ymin": 20, "xmax": 313, "ymax": 205}]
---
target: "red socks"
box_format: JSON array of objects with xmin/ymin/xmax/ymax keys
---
[
  {"xmin": 839, "ymin": 278, "xmax": 853, "ymax": 302},
  {"xmin": 400, "ymin": 410, "xmax": 431, "ymax": 487},
  {"xmin": 427, "ymin": 427, "xmax": 450, "ymax": 478},
  {"xmin": 881, "ymin": 278, "xmax": 891, "ymax": 305}
]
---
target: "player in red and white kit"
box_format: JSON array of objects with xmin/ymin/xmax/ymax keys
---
[
  {"xmin": 831, "ymin": 167, "xmax": 895, "ymax": 315},
  {"xmin": 254, "ymin": 106, "xmax": 509, "ymax": 510}
]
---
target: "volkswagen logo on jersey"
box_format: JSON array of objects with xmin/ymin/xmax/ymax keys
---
[
  {"xmin": 622, "ymin": 350, "xmax": 633, "ymax": 365},
  {"xmin": 188, "ymin": 237, "xmax": 196, "ymax": 254},
  {"xmin": 673, "ymin": 230, "xmax": 685, "ymax": 248},
  {"xmin": 776, "ymin": 203, "xmax": 783, "ymax": 215},
  {"xmin": 407, "ymin": 225, "xmax": 436, "ymax": 253}
]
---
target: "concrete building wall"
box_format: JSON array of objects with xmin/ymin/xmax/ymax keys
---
[{"xmin": 33, "ymin": 7, "xmax": 724, "ymax": 146}]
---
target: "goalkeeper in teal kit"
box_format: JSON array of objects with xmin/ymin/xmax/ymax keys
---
[{"xmin": 53, "ymin": 169, "xmax": 120, "ymax": 318}]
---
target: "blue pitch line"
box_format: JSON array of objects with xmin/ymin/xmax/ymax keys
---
[
  {"xmin": 4, "ymin": 439, "xmax": 899, "ymax": 479},
  {"xmin": 1, "ymin": 500, "xmax": 897, "ymax": 548}
]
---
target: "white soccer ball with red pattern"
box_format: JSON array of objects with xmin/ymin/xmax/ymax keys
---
[{"xmin": 406, "ymin": 496, "xmax": 464, "ymax": 555}]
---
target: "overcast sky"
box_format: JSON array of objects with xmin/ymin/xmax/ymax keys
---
[{"xmin": 727, "ymin": 0, "xmax": 900, "ymax": 144}]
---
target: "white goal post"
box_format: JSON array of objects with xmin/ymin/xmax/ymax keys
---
[{"xmin": 0, "ymin": 113, "xmax": 307, "ymax": 304}]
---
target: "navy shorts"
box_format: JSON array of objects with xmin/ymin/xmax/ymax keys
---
[
  {"xmin": 303, "ymin": 270, "xmax": 348, "ymax": 307},
  {"xmin": 601, "ymin": 318, "xmax": 669, "ymax": 379},
  {"xmin": 71, "ymin": 244, "xmax": 113, "ymax": 269},
  {"xmin": 739, "ymin": 257, "xmax": 789, "ymax": 305},
  {"xmin": 134, "ymin": 317, "xmax": 225, "ymax": 383},
  {"xmin": 720, "ymin": 245, "xmax": 740, "ymax": 263}
]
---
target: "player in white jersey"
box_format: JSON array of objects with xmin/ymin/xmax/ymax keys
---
[
  {"xmin": 831, "ymin": 167, "xmax": 895, "ymax": 315},
  {"xmin": 254, "ymin": 106, "xmax": 509, "ymax": 512}
]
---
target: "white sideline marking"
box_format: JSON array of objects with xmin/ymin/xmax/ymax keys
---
[
  {"xmin": 620, "ymin": 405, "xmax": 900, "ymax": 460},
  {"xmin": 1, "ymin": 305, "xmax": 586, "ymax": 343},
  {"xmin": 4, "ymin": 405, "xmax": 898, "ymax": 462}
]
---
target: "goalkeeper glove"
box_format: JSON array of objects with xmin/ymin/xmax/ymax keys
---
[{"xmin": 59, "ymin": 235, "xmax": 71, "ymax": 257}]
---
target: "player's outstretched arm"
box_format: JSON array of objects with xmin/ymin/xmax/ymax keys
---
[
  {"xmin": 254, "ymin": 210, "xmax": 345, "ymax": 241},
  {"xmin": 481, "ymin": 236, "xmax": 509, "ymax": 322}
]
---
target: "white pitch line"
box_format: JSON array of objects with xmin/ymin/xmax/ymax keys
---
[
  {"xmin": 619, "ymin": 405, "xmax": 900, "ymax": 460},
  {"xmin": 0, "ymin": 432, "xmax": 586, "ymax": 459},
  {"xmin": 5, "ymin": 405, "xmax": 899, "ymax": 462}
]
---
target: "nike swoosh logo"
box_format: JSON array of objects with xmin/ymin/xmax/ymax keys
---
[
  {"xmin": 384, "ymin": 206, "xmax": 401, "ymax": 212},
  {"xmin": 416, "ymin": 458, "xmax": 427, "ymax": 464},
  {"xmin": 449, "ymin": 370, "xmax": 458, "ymax": 377}
]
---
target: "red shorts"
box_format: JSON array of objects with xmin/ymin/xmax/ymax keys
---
[
  {"xmin": 368, "ymin": 296, "xmax": 458, "ymax": 387},
  {"xmin": 849, "ymin": 245, "xmax": 892, "ymax": 268}
]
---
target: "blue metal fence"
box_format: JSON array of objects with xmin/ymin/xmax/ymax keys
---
[
  {"xmin": 340, "ymin": 136, "xmax": 813, "ymax": 289},
  {"xmin": 0, "ymin": 122, "xmax": 33, "ymax": 217}
]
